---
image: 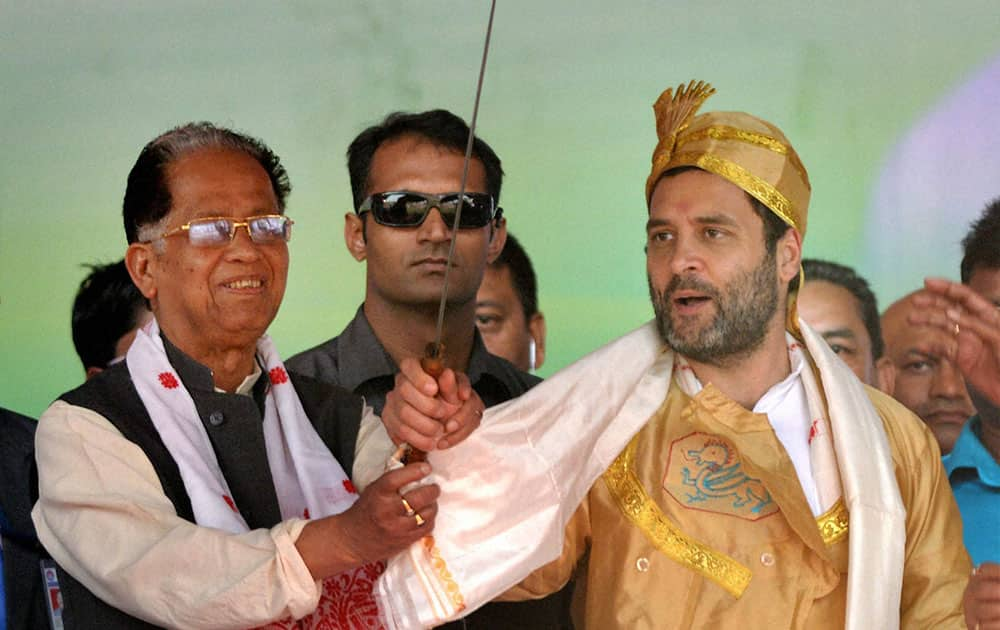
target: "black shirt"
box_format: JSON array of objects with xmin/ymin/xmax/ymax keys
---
[{"xmin": 51, "ymin": 335, "xmax": 365, "ymax": 629}]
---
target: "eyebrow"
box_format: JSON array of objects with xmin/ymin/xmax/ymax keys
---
[
  {"xmin": 903, "ymin": 348, "xmax": 938, "ymax": 361},
  {"xmin": 646, "ymin": 218, "xmax": 670, "ymax": 231},
  {"xmin": 475, "ymin": 300, "xmax": 505, "ymax": 310},
  {"xmin": 645, "ymin": 214, "xmax": 739, "ymax": 232},
  {"xmin": 695, "ymin": 214, "xmax": 739, "ymax": 227},
  {"xmin": 820, "ymin": 328, "xmax": 857, "ymax": 341}
]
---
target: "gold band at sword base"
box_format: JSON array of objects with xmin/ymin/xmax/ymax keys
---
[{"xmin": 603, "ymin": 435, "xmax": 753, "ymax": 598}]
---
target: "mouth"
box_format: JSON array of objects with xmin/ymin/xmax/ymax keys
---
[
  {"xmin": 924, "ymin": 411, "xmax": 972, "ymax": 427},
  {"xmin": 222, "ymin": 277, "xmax": 264, "ymax": 291},
  {"xmin": 413, "ymin": 257, "xmax": 451, "ymax": 272},
  {"xmin": 670, "ymin": 290, "xmax": 712, "ymax": 314}
]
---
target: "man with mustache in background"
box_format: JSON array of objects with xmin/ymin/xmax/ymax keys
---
[{"xmin": 882, "ymin": 292, "xmax": 977, "ymax": 453}]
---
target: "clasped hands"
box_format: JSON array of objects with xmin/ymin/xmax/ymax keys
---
[
  {"xmin": 299, "ymin": 360, "xmax": 484, "ymax": 579},
  {"xmin": 382, "ymin": 357, "xmax": 486, "ymax": 453}
]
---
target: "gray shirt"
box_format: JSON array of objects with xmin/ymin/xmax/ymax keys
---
[{"xmin": 287, "ymin": 305, "xmax": 540, "ymax": 415}]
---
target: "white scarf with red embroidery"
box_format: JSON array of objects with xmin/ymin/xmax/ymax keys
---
[
  {"xmin": 127, "ymin": 319, "xmax": 357, "ymax": 529},
  {"xmin": 127, "ymin": 319, "xmax": 384, "ymax": 629}
]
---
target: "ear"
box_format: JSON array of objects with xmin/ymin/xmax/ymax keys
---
[
  {"xmin": 875, "ymin": 356, "xmax": 896, "ymax": 396},
  {"xmin": 776, "ymin": 227, "xmax": 803, "ymax": 285},
  {"xmin": 85, "ymin": 366, "xmax": 104, "ymax": 380},
  {"xmin": 486, "ymin": 216, "xmax": 507, "ymax": 264},
  {"xmin": 528, "ymin": 311, "xmax": 547, "ymax": 370},
  {"xmin": 125, "ymin": 242, "xmax": 158, "ymax": 301},
  {"xmin": 344, "ymin": 213, "xmax": 367, "ymax": 262}
]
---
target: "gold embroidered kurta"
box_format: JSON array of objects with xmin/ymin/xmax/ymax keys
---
[{"xmin": 510, "ymin": 380, "xmax": 970, "ymax": 629}]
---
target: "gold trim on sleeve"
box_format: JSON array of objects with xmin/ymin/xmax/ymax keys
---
[
  {"xmin": 603, "ymin": 435, "xmax": 752, "ymax": 598},
  {"xmin": 816, "ymin": 499, "xmax": 850, "ymax": 546}
]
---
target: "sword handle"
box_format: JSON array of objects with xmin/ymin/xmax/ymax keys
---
[
  {"xmin": 403, "ymin": 342, "xmax": 447, "ymax": 464},
  {"xmin": 420, "ymin": 341, "xmax": 446, "ymax": 377},
  {"xmin": 402, "ymin": 446, "xmax": 427, "ymax": 464}
]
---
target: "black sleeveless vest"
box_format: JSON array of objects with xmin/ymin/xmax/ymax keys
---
[{"xmin": 51, "ymin": 360, "xmax": 364, "ymax": 629}]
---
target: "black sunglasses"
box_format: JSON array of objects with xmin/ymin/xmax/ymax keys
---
[{"xmin": 358, "ymin": 191, "xmax": 501, "ymax": 229}]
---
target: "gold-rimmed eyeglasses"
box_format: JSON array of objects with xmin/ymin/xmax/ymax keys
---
[{"xmin": 144, "ymin": 215, "xmax": 294, "ymax": 247}]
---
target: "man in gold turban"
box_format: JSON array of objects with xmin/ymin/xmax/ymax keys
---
[{"xmin": 372, "ymin": 82, "xmax": 970, "ymax": 630}]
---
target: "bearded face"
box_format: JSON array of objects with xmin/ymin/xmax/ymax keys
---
[{"xmin": 649, "ymin": 246, "xmax": 779, "ymax": 366}]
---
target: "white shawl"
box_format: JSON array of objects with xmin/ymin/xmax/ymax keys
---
[{"xmin": 375, "ymin": 320, "xmax": 905, "ymax": 630}]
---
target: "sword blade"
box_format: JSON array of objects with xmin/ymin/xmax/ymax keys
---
[
  {"xmin": 428, "ymin": 0, "xmax": 498, "ymax": 360},
  {"xmin": 409, "ymin": 0, "xmax": 499, "ymax": 464}
]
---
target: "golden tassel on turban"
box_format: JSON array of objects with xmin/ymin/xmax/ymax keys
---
[{"xmin": 645, "ymin": 80, "xmax": 811, "ymax": 239}]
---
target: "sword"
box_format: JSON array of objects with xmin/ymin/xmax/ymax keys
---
[{"xmin": 405, "ymin": 0, "xmax": 498, "ymax": 464}]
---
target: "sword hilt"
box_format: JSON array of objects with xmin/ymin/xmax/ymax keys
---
[
  {"xmin": 420, "ymin": 341, "xmax": 446, "ymax": 378},
  {"xmin": 402, "ymin": 342, "xmax": 447, "ymax": 464}
]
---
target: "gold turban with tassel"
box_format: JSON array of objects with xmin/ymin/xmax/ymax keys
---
[{"xmin": 645, "ymin": 80, "xmax": 811, "ymax": 336}]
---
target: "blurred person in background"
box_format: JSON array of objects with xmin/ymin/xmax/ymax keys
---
[{"xmin": 476, "ymin": 233, "xmax": 546, "ymax": 373}]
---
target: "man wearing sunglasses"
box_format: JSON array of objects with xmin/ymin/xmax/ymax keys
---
[
  {"xmin": 31, "ymin": 122, "xmax": 456, "ymax": 628},
  {"xmin": 288, "ymin": 110, "xmax": 572, "ymax": 629}
]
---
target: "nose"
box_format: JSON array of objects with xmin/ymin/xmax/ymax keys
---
[
  {"xmin": 665, "ymin": 234, "xmax": 704, "ymax": 276},
  {"xmin": 225, "ymin": 223, "xmax": 263, "ymax": 260},
  {"xmin": 930, "ymin": 359, "xmax": 970, "ymax": 401},
  {"xmin": 416, "ymin": 207, "xmax": 453, "ymax": 243}
]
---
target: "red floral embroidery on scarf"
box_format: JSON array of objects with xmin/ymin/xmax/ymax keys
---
[
  {"xmin": 222, "ymin": 494, "xmax": 238, "ymax": 513},
  {"xmin": 253, "ymin": 561, "xmax": 386, "ymax": 630},
  {"xmin": 303, "ymin": 508, "xmax": 310, "ymax": 520},
  {"xmin": 808, "ymin": 418, "xmax": 821, "ymax": 444},
  {"xmin": 269, "ymin": 367, "xmax": 289, "ymax": 385},
  {"xmin": 158, "ymin": 372, "xmax": 179, "ymax": 389},
  {"xmin": 343, "ymin": 480, "xmax": 357, "ymax": 495}
]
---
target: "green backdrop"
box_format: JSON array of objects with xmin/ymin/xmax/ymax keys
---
[{"xmin": 3, "ymin": 1, "xmax": 998, "ymax": 417}]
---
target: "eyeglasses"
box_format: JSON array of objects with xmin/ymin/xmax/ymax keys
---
[
  {"xmin": 147, "ymin": 215, "xmax": 294, "ymax": 247},
  {"xmin": 358, "ymin": 191, "xmax": 501, "ymax": 229}
]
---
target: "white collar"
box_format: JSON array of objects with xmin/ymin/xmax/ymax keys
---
[{"xmin": 213, "ymin": 359, "xmax": 262, "ymax": 397}]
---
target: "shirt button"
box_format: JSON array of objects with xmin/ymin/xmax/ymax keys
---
[
  {"xmin": 760, "ymin": 552, "xmax": 775, "ymax": 567},
  {"xmin": 635, "ymin": 557, "xmax": 650, "ymax": 572},
  {"xmin": 208, "ymin": 411, "xmax": 225, "ymax": 426}
]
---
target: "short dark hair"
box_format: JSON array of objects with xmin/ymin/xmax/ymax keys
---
[
  {"xmin": 346, "ymin": 109, "xmax": 503, "ymax": 211},
  {"xmin": 748, "ymin": 195, "xmax": 792, "ymax": 254},
  {"xmin": 123, "ymin": 122, "xmax": 291, "ymax": 243},
  {"xmin": 489, "ymin": 233, "xmax": 539, "ymax": 320},
  {"xmin": 960, "ymin": 196, "xmax": 1000, "ymax": 283},
  {"xmin": 71, "ymin": 259, "xmax": 147, "ymax": 369},
  {"xmin": 801, "ymin": 258, "xmax": 885, "ymax": 360}
]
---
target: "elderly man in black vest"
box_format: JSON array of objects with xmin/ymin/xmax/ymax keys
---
[{"xmin": 32, "ymin": 123, "xmax": 474, "ymax": 629}]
